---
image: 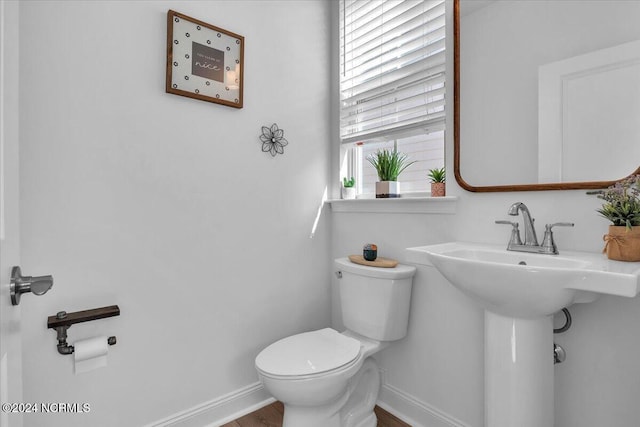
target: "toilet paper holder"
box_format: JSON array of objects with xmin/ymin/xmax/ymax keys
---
[{"xmin": 47, "ymin": 305, "xmax": 120, "ymax": 355}]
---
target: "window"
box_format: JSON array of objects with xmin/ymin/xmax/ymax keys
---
[{"xmin": 339, "ymin": 0, "xmax": 446, "ymax": 196}]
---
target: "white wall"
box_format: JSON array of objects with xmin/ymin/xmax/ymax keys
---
[
  {"xmin": 17, "ymin": 1, "xmax": 332, "ymax": 426},
  {"xmin": 331, "ymin": 2, "xmax": 640, "ymax": 427}
]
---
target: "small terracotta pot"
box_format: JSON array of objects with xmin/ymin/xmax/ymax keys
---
[
  {"xmin": 603, "ymin": 225, "xmax": 640, "ymax": 261},
  {"xmin": 431, "ymin": 182, "xmax": 445, "ymax": 197}
]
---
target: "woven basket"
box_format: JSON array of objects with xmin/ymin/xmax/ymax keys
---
[{"xmin": 603, "ymin": 225, "xmax": 640, "ymax": 262}]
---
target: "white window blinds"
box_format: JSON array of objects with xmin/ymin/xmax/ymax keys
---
[{"xmin": 339, "ymin": 0, "xmax": 446, "ymax": 144}]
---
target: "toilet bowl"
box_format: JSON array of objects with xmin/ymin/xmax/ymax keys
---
[{"xmin": 255, "ymin": 258, "xmax": 416, "ymax": 427}]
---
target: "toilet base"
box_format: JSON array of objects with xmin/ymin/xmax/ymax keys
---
[
  {"xmin": 282, "ymin": 398, "xmax": 345, "ymax": 427},
  {"xmin": 280, "ymin": 358, "xmax": 380, "ymax": 427}
]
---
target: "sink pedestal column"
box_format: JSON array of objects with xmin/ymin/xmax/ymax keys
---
[{"xmin": 485, "ymin": 311, "xmax": 554, "ymax": 427}]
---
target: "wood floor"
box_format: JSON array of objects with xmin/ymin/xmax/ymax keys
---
[{"xmin": 220, "ymin": 401, "xmax": 411, "ymax": 427}]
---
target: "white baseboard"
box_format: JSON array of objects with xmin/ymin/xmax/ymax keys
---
[
  {"xmin": 146, "ymin": 382, "xmax": 274, "ymax": 427},
  {"xmin": 146, "ymin": 376, "xmax": 471, "ymax": 427},
  {"xmin": 377, "ymin": 382, "xmax": 473, "ymax": 427}
]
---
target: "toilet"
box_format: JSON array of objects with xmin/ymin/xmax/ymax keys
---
[{"xmin": 255, "ymin": 257, "xmax": 416, "ymax": 427}]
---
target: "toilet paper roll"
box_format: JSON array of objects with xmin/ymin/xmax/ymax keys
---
[{"xmin": 74, "ymin": 336, "xmax": 109, "ymax": 374}]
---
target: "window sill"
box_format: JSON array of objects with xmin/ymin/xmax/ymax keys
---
[{"xmin": 327, "ymin": 196, "xmax": 458, "ymax": 214}]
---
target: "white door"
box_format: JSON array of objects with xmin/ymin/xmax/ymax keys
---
[{"xmin": 1, "ymin": 1, "xmax": 23, "ymax": 426}]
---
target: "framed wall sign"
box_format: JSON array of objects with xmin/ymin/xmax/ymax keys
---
[{"xmin": 166, "ymin": 10, "xmax": 244, "ymax": 108}]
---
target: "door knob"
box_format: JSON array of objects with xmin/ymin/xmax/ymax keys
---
[{"xmin": 10, "ymin": 266, "xmax": 54, "ymax": 306}]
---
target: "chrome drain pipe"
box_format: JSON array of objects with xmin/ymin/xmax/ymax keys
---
[{"xmin": 553, "ymin": 307, "xmax": 571, "ymax": 364}]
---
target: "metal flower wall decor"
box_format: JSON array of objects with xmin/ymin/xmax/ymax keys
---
[{"xmin": 260, "ymin": 123, "xmax": 288, "ymax": 157}]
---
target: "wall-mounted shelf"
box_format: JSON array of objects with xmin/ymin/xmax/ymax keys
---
[{"xmin": 47, "ymin": 305, "xmax": 120, "ymax": 355}]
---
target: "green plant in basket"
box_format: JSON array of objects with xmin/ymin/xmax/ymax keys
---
[
  {"xmin": 367, "ymin": 147, "xmax": 416, "ymax": 181},
  {"xmin": 427, "ymin": 167, "xmax": 446, "ymax": 183},
  {"xmin": 596, "ymin": 175, "xmax": 640, "ymax": 229}
]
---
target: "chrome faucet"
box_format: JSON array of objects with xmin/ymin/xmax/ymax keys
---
[
  {"xmin": 496, "ymin": 202, "xmax": 574, "ymax": 255},
  {"xmin": 508, "ymin": 202, "xmax": 538, "ymax": 246}
]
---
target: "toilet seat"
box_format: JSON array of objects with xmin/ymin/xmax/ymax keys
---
[{"xmin": 255, "ymin": 328, "xmax": 361, "ymax": 378}]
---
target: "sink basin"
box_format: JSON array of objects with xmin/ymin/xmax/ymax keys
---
[
  {"xmin": 406, "ymin": 242, "xmax": 640, "ymax": 318},
  {"xmin": 406, "ymin": 241, "xmax": 640, "ymax": 427}
]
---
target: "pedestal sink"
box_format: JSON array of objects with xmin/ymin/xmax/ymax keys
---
[{"xmin": 406, "ymin": 242, "xmax": 640, "ymax": 427}]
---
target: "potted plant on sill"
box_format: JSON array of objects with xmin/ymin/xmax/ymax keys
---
[
  {"xmin": 367, "ymin": 147, "xmax": 416, "ymax": 198},
  {"xmin": 597, "ymin": 174, "xmax": 640, "ymax": 261},
  {"xmin": 428, "ymin": 167, "xmax": 446, "ymax": 197},
  {"xmin": 341, "ymin": 177, "xmax": 356, "ymax": 200}
]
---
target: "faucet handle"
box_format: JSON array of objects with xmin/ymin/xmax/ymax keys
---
[
  {"xmin": 495, "ymin": 220, "xmax": 523, "ymax": 246},
  {"xmin": 546, "ymin": 222, "xmax": 575, "ymax": 229},
  {"xmin": 541, "ymin": 222, "xmax": 575, "ymax": 254}
]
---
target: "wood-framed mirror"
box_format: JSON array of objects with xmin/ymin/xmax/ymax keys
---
[{"xmin": 453, "ymin": 0, "xmax": 640, "ymax": 192}]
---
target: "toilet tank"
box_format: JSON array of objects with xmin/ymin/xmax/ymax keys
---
[{"xmin": 335, "ymin": 257, "xmax": 416, "ymax": 341}]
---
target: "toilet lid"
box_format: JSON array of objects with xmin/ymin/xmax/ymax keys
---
[{"xmin": 255, "ymin": 328, "xmax": 361, "ymax": 377}]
